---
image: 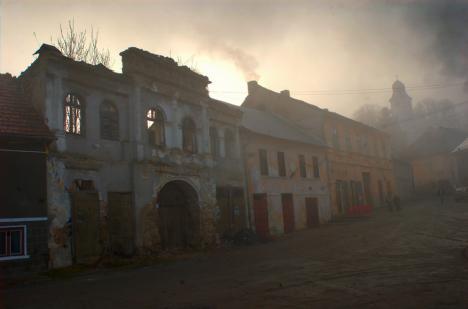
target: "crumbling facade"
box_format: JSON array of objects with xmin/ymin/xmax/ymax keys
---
[{"xmin": 20, "ymin": 44, "xmax": 245, "ymax": 268}]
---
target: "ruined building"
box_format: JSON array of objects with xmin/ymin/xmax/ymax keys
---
[{"xmin": 19, "ymin": 44, "xmax": 246, "ymax": 268}]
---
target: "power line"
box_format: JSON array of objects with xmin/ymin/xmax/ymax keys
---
[{"xmin": 209, "ymin": 82, "xmax": 466, "ymax": 96}]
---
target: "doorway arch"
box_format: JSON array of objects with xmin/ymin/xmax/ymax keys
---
[{"xmin": 158, "ymin": 180, "xmax": 200, "ymax": 249}]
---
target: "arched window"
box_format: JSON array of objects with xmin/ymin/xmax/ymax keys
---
[
  {"xmin": 224, "ymin": 129, "xmax": 235, "ymax": 158},
  {"xmin": 64, "ymin": 94, "xmax": 83, "ymax": 134},
  {"xmin": 209, "ymin": 127, "xmax": 219, "ymax": 158},
  {"xmin": 182, "ymin": 117, "xmax": 197, "ymax": 153},
  {"xmin": 100, "ymin": 101, "xmax": 119, "ymax": 140},
  {"xmin": 146, "ymin": 108, "xmax": 165, "ymax": 147}
]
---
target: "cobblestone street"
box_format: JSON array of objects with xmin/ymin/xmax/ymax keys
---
[{"xmin": 3, "ymin": 199, "xmax": 468, "ymax": 309}]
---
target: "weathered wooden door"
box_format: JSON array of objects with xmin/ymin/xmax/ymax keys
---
[
  {"xmin": 108, "ymin": 192, "xmax": 134, "ymax": 256},
  {"xmin": 71, "ymin": 192, "xmax": 101, "ymax": 264},
  {"xmin": 305, "ymin": 197, "xmax": 319, "ymax": 228},
  {"xmin": 253, "ymin": 194, "xmax": 269, "ymax": 239},
  {"xmin": 281, "ymin": 193, "xmax": 295, "ymax": 233}
]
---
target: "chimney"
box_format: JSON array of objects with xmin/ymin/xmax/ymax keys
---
[
  {"xmin": 280, "ymin": 90, "xmax": 290, "ymax": 97},
  {"xmin": 247, "ymin": 80, "xmax": 258, "ymax": 95}
]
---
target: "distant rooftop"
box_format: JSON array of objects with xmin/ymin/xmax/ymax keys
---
[
  {"xmin": 0, "ymin": 73, "xmax": 52, "ymax": 140},
  {"xmin": 240, "ymin": 106, "xmax": 324, "ymax": 146}
]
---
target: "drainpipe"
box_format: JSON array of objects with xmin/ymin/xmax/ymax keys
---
[{"xmin": 240, "ymin": 133, "xmax": 252, "ymax": 230}]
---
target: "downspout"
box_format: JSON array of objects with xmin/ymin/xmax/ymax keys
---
[{"xmin": 239, "ymin": 130, "xmax": 252, "ymax": 230}]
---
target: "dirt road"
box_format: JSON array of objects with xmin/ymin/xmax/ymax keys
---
[{"xmin": 2, "ymin": 200, "xmax": 468, "ymax": 308}]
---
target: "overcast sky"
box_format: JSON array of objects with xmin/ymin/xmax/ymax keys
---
[{"xmin": 1, "ymin": 0, "xmax": 467, "ymax": 116}]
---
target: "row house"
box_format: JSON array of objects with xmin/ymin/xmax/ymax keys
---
[
  {"xmin": 19, "ymin": 44, "xmax": 246, "ymax": 268},
  {"xmin": 243, "ymin": 81, "xmax": 394, "ymax": 216},
  {"xmin": 0, "ymin": 74, "xmax": 53, "ymax": 274},
  {"xmin": 240, "ymin": 107, "xmax": 331, "ymax": 238}
]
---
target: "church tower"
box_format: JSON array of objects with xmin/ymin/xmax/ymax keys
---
[{"xmin": 389, "ymin": 80, "xmax": 413, "ymax": 122}]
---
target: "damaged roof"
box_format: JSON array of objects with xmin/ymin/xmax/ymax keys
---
[
  {"xmin": 0, "ymin": 74, "xmax": 52, "ymax": 140},
  {"xmin": 241, "ymin": 107, "xmax": 324, "ymax": 146}
]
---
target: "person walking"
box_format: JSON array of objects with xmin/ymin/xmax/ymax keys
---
[{"xmin": 438, "ymin": 187, "xmax": 446, "ymax": 206}]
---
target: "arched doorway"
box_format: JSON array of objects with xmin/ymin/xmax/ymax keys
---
[{"xmin": 158, "ymin": 180, "xmax": 200, "ymax": 249}]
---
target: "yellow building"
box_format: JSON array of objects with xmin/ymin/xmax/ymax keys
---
[{"xmin": 243, "ymin": 81, "xmax": 394, "ymax": 216}]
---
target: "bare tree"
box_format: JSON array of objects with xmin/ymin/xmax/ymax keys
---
[
  {"xmin": 54, "ymin": 19, "xmax": 112, "ymax": 68},
  {"xmin": 353, "ymin": 104, "xmax": 384, "ymax": 128}
]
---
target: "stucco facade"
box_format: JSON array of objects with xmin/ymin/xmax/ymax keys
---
[{"xmin": 243, "ymin": 81, "xmax": 395, "ymax": 216}]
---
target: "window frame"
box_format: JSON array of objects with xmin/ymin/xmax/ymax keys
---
[
  {"xmin": 182, "ymin": 117, "xmax": 198, "ymax": 153},
  {"xmin": 100, "ymin": 101, "xmax": 119, "ymax": 141},
  {"xmin": 312, "ymin": 156, "xmax": 320, "ymax": 178},
  {"xmin": 277, "ymin": 151, "xmax": 286, "ymax": 177},
  {"xmin": 0, "ymin": 225, "xmax": 28, "ymax": 261},
  {"xmin": 209, "ymin": 127, "xmax": 219, "ymax": 159},
  {"xmin": 224, "ymin": 129, "xmax": 236, "ymax": 159},
  {"xmin": 299, "ymin": 154, "xmax": 307, "ymax": 178},
  {"xmin": 64, "ymin": 93, "xmax": 84, "ymax": 135},
  {"xmin": 146, "ymin": 107, "xmax": 166, "ymax": 147},
  {"xmin": 259, "ymin": 149, "xmax": 269, "ymax": 176}
]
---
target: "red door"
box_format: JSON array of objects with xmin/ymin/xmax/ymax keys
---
[
  {"xmin": 305, "ymin": 197, "xmax": 319, "ymax": 228},
  {"xmin": 253, "ymin": 194, "xmax": 269, "ymax": 239},
  {"xmin": 281, "ymin": 194, "xmax": 295, "ymax": 233}
]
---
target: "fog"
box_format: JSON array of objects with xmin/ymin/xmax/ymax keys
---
[{"xmin": 1, "ymin": 0, "xmax": 467, "ymax": 115}]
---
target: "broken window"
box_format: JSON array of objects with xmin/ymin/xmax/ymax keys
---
[
  {"xmin": 299, "ymin": 154, "xmax": 307, "ymax": 178},
  {"xmin": 312, "ymin": 156, "xmax": 320, "ymax": 178},
  {"xmin": 182, "ymin": 117, "xmax": 197, "ymax": 153},
  {"xmin": 259, "ymin": 149, "xmax": 269, "ymax": 176},
  {"xmin": 64, "ymin": 93, "xmax": 82, "ymax": 135},
  {"xmin": 277, "ymin": 151, "xmax": 286, "ymax": 177},
  {"xmin": 100, "ymin": 101, "xmax": 119, "ymax": 140},
  {"xmin": 147, "ymin": 108, "xmax": 165, "ymax": 147},
  {"xmin": 224, "ymin": 129, "xmax": 235, "ymax": 158},
  {"xmin": 210, "ymin": 127, "xmax": 219, "ymax": 158}
]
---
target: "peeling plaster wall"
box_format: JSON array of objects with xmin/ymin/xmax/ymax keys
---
[{"xmin": 47, "ymin": 157, "xmax": 73, "ymax": 269}]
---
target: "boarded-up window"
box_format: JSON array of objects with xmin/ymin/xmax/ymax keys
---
[
  {"xmin": 210, "ymin": 127, "xmax": 219, "ymax": 158},
  {"xmin": 182, "ymin": 117, "xmax": 197, "ymax": 153},
  {"xmin": 299, "ymin": 154, "xmax": 307, "ymax": 178},
  {"xmin": 147, "ymin": 108, "xmax": 165, "ymax": 147},
  {"xmin": 259, "ymin": 149, "xmax": 268, "ymax": 176},
  {"xmin": 312, "ymin": 156, "xmax": 320, "ymax": 178},
  {"xmin": 224, "ymin": 129, "xmax": 235, "ymax": 158},
  {"xmin": 64, "ymin": 94, "xmax": 82, "ymax": 135},
  {"xmin": 277, "ymin": 152, "xmax": 286, "ymax": 177},
  {"xmin": 100, "ymin": 101, "xmax": 119, "ymax": 140}
]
